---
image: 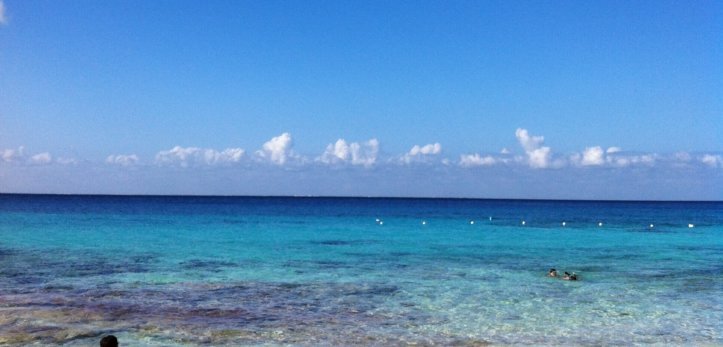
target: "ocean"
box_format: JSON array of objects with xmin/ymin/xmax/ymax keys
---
[{"xmin": 0, "ymin": 195, "xmax": 721, "ymax": 346}]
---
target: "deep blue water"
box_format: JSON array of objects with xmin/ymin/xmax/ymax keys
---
[{"xmin": 0, "ymin": 195, "xmax": 721, "ymax": 346}]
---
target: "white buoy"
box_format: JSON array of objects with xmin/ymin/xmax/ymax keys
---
[
  {"xmin": 379, "ymin": 221, "xmax": 384, "ymax": 225},
  {"xmin": 598, "ymin": 222, "xmax": 603, "ymax": 227},
  {"xmin": 562, "ymin": 221, "xmax": 566, "ymax": 227},
  {"xmin": 688, "ymin": 224, "xmax": 694, "ymax": 228},
  {"xmin": 521, "ymin": 220, "xmax": 526, "ymax": 226},
  {"xmin": 649, "ymin": 224, "xmax": 654, "ymax": 228},
  {"xmin": 470, "ymin": 220, "xmax": 475, "ymax": 225},
  {"xmin": 489, "ymin": 216, "xmax": 492, "ymax": 221},
  {"xmin": 375, "ymin": 218, "xmax": 380, "ymax": 223},
  {"xmin": 422, "ymin": 220, "xmax": 427, "ymax": 225}
]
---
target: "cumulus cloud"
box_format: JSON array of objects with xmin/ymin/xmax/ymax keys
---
[
  {"xmin": 1, "ymin": 146, "xmax": 24, "ymax": 162},
  {"xmin": 570, "ymin": 146, "xmax": 648, "ymax": 167},
  {"xmin": 401, "ymin": 143, "xmax": 442, "ymax": 164},
  {"xmin": 459, "ymin": 153, "xmax": 497, "ymax": 167},
  {"xmin": 320, "ymin": 139, "xmax": 352, "ymax": 163},
  {"xmin": 580, "ymin": 146, "xmax": 605, "ymax": 166},
  {"xmin": 156, "ymin": 146, "xmax": 245, "ymax": 167},
  {"xmin": 515, "ymin": 128, "xmax": 552, "ymax": 168},
  {"xmin": 568, "ymin": 146, "xmax": 606, "ymax": 166},
  {"xmin": 255, "ymin": 133, "xmax": 296, "ymax": 165},
  {"xmin": 409, "ymin": 143, "xmax": 441, "ymax": 156},
  {"xmin": 30, "ymin": 152, "xmax": 52, "ymax": 164},
  {"xmin": 700, "ymin": 154, "xmax": 722, "ymax": 168},
  {"xmin": 0, "ymin": 1, "xmax": 7, "ymax": 25},
  {"xmin": 515, "ymin": 128, "xmax": 544, "ymax": 152},
  {"xmin": 2, "ymin": 147, "xmax": 65, "ymax": 165},
  {"xmin": 529, "ymin": 147, "xmax": 553, "ymax": 168},
  {"xmin": 106, "ymin": 154, "xmax": 140, "ymax": 167},
  {"xmin": 319, "ymin": 138, "xmax": 379, "ymax": 167}
]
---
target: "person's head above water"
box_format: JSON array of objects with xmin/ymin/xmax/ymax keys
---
[
  {"xmin": 100, "ymin": 335, "xmax": 118, "ymax": 347},
  {"xmin": 548, "ymin": 268, "xmax": 557, "ymax": 277}
]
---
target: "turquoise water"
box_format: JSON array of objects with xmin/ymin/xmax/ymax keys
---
[{"xmin": 0, "ymin": 195, "xmax": 721, "ymax": 346}]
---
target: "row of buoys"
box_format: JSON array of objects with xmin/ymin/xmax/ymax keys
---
[{"xmin": 375, "ymin": 218, "xmax": 697, "ymax": 229}]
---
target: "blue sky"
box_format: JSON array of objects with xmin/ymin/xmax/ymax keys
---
[{"xmin": 0, "ymin": 0, "xmax": 721, "ymax": 199}]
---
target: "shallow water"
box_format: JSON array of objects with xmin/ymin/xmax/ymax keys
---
[{"xmin": 0, "ymin": 195, "xmax": 721, "ymax": 345}]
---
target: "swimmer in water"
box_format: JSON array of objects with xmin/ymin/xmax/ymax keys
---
[
  {"xmin": 548, "ymin": 268, "xmax": 558, "ymax": 277},
  {"xmin": 562, "ymin": 272, "xmax": 579, "ymax": 281}
]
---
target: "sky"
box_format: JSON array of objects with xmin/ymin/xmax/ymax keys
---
[{"xmin": 0, "ymin": 0, "xmax": 721, "ymax": 200}]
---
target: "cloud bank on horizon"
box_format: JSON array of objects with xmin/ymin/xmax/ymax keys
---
[
  {"xmin": 2, "ymin": 128, "xmax": 721, "ymax": 200},
  {"xmin": 3, "ymin": 128, "xmax": 721, "ymax": 170}
]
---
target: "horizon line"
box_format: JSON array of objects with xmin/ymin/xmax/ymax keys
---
[{"xmin": 0, "ymin": 192, "xmax": 720, "ymax": 203}]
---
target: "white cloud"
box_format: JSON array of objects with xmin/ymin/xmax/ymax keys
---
[
  {"xmin": 581, "ymin": 146, "xmax": 605, "ymax": 166},
  {"xmin": 568, "ymin": 146, "xmax": 663, "ymax": 168},
  {"xmin": 409, "ymin": 143, "xmax": 441, "ymax": 156},
  {"xmin": 401, "ymin": 143, "xmax": 442, "ymax": 164},
  {"xmin": 515, "ymin": 128, "xmax": 544, "ymax": 152},
  {"xmin": 255, "ymin": 133, "xmax": 296, "ymax": 165},
  {"xmin": 515, "ymin": 128, "xmax": 552, "ymax": 168},
  {"xmin": 528, "ymin": 147, "xmax": 553, "ymax": 168},
  {"xmin": 106, "ymin": 154, "xmax": 140, "ymax": 167},
  {"xmin": 30, "ymin": 152, "xmax": 52, "ymax": 164},
  {"xmin": 1, "ymin": 146, "xmax": 24, "ymax": 162},
  {"xmin": 500, "ymin": 148, "xmax": 510, "ymax": 154},
  {"xmin": 459, "ymin": 153, "xmax": 497, "ymax": 167},
  {"xmin": 219, "ymin": 148, "xmax": 245, "ymax": 163},
  {"xmin": 0, "ymin": 1, "xmax": 7, "ymax": 25},
  {"xmin": 156, "ymin": 146, "xmax": 245, "ymax": 167},
  {"xmin": 319, "ymin": 138, "xmax": 379, "ymax": 167},
  {"xmin": 700, "ymin": 154, "xmax": 722, "ymax": 168},
  {"xmin": 2, "ymin": 147, "xmax": 68, "ymax": 165},
  {"xmin": 321, "ymin": 139, "xmax": 351, "ymax": 163},
  {"xmin": 351, "ymin": 139, "xmax": 380, "ymax": 167}
]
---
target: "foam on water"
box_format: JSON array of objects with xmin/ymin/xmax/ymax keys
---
[{"xmin": 0, "ymin": 195, "xmax": 721, "ymax": 345}]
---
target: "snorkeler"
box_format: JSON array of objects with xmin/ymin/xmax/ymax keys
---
[{"xmin": 548, "ymin": 268, "xmax": 558, "ymax": 277}]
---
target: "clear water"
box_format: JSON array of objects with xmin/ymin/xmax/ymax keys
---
[{"xmin": 0, "ymin": 195, "xmax": 721, "ymax": 346}]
